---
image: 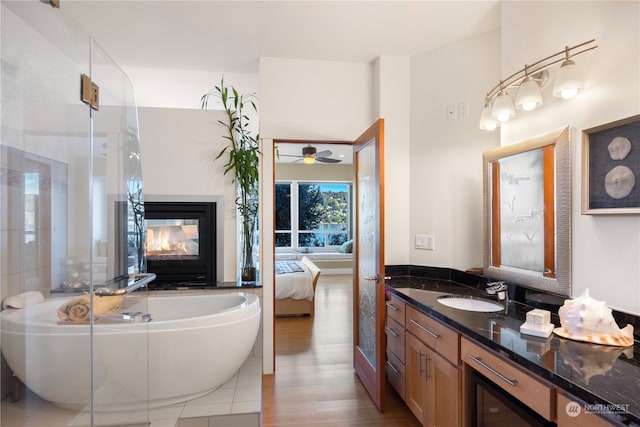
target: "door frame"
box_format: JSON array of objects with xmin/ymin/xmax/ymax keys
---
[{"xmin": 271, "ymin": 138, "xmax": 353, "ymax": 366}]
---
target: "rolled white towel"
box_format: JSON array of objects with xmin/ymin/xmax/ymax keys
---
[{"xmin": 2, "ymin": 291, "xmax": 45, "ymax": 309}]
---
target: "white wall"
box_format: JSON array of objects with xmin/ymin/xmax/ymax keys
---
[
  {"xmin": 138, "ymin": 107, "xmax": 238, "ymax": 282},
  {"xmin": 375, "ymin": 56, "xmax": 412, "ymax": 265},
  {"xmin": 499, "ymin": 1, "xmax": 640, "ymax": 314},
  {"xmin": 409, "ymin": 30, "xmax": 501, "ymax": 270}
]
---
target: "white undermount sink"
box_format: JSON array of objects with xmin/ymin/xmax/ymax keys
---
[{"xmin": 437, "ymin": 296, "xmax": 504, "ymax": 312}]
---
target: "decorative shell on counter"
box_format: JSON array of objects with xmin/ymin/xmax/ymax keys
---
[{"xmin": 553, "ymin": 289, "xmax": 635, "ymax": 347}]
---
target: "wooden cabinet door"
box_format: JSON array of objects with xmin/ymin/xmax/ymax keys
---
[
  {"xmin": 557, "ymin": 393, "xmax": 615, "ymax": 427},
  {"xmin": 405, "ymin": 332, "xmax": 428, "ymax": 422},
  {"xmin": 425, "ymin": 347, "xmax": 461, "ymax": 427}
]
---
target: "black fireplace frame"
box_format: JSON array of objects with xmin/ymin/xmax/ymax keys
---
[{"xmin": 144, "ymin": 201, "xmax": 216, "ymax": 287}]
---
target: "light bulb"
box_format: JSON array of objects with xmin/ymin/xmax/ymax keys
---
[
  {"xmin": 515, "ymin": 76, "xmax": 543, "ymax": 111},
  {"xmin": 491, "ymin": 91, "xmax": 516, "ymax": 123},
  {"xmin": 553, "ymin": 59, "xmax": 583, "ymax": 99},
  {"xmin": 559, "ymin": 87, "xmax": 578, "ymax": 100},
  {"xmin": 479, "ymin": 103, "xmax": 499, "ymax": 131}
]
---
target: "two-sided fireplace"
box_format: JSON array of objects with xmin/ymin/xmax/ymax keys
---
[{"xmin": 144, "ymin": 201, "xmax": 216, "ymax": 288}]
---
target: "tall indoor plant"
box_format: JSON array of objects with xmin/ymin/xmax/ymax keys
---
[{"xmin": 201, "ymin": 79, "xmax": 260, "ymax": 282}]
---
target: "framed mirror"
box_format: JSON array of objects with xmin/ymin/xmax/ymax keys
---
[{"xmin": 483, "ymin": 127, "xmax": 571, "ymax": 296}]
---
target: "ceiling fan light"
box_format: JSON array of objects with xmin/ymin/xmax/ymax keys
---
[
  {"xmin": 303, "ymin": 156, "xmax": 315, "ymax": 164},
  {"xmin": 553, "ymin": 59, "xmax": 583, "ymax": 99},
  {"xmin": 515, "ymin": 77, "xmax": 543, "ymax": 111}
]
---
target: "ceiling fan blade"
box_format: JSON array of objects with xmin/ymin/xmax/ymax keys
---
[
  {"xmin": 278, "ymin": 154, "xmax": 303, "ymax": 158},
  {"xmin": 315, "ymin": 157, "xmax": 342, "ymax": 163},
  {"xmin": 314, "ymin": 149, "xmax": 332, "ymax": 158}
]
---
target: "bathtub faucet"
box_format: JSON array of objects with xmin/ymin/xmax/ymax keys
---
[{"xmin": 121, "ymin": 312, "xmax": 152, "ymax": 322}]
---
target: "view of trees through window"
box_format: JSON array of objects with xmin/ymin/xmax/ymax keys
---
[{"xmin": 275, "ymin": 182, "xmax": 351, "ymax": 249}]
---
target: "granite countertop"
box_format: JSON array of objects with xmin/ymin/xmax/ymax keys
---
[{"xmin": 386, "ymin": 272, "xmax": 640, "ymax": 426}]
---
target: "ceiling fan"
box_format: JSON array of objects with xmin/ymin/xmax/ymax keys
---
[{"xmin": 279, "ymin": 145, "xmax": 342, "ymax": 164}]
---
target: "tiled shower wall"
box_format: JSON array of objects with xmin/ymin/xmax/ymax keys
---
[{"xmin": 0, "ymin": 145, "xmax": 68, "ymax": 304}]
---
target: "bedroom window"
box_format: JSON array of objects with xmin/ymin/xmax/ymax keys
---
[{"xmin": 275, "ymin": 181, "xmax": 352, "ymax": 250}]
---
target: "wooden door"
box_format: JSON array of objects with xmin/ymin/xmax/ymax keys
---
[{"xmin": 353, "ymin": 119, "xmax": 385, "ymax": 410}]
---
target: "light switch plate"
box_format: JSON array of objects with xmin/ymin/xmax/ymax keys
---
[{"xmin": 415, "ymin": 234, "xmax": 434, "ymax": 250}]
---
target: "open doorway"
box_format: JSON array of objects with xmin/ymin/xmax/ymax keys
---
[{"xmin": 272, "ymin": 140, "xmax": 355, "ymax": 357}]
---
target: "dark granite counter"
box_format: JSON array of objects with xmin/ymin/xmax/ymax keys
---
[
  {"xmin": 385, "ymin": 265, "xmax": 640, "ymax": 426},
  {"xmin": 148, "ymin": 281, "xmax": 261, "ymax": 290}
]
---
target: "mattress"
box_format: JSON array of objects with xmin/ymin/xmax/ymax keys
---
[{"xmin": 275, "ymin": 261, "xmax": 314, "ymax": 301}]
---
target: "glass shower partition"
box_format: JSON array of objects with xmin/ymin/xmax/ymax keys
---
[{"xmin": 1, "ymin": 1, "xmax": 151, "ymax": 426}]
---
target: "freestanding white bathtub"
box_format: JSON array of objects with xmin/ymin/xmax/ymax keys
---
[{"xmin": 1, "ymin": 292, "xmax": 261, "ymax": 411}]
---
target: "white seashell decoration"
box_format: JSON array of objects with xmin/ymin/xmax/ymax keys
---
[
  {"xmin": 607, "ymin": 136, "xmax": 632, "ymax": 160},
  {"xmin": 604, "ymin": 165, "xmax": 636, "ymax": 199},
  {"xmin": 553, "ymin": 289, "xmax": 635, "ymax": 347}
]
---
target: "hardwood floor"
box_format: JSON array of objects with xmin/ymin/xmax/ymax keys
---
[{"xmin": 262, "ymin": 274, "xmax": 421, "ymax": 426}]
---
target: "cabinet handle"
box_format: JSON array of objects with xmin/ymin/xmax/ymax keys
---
[
  {"xmin": 386, "ymin": 302, "xmax": 399, "ymax": 311},
  {"xmin": 419, "ymin": 349, "xmax": 425, "ymax": 378},
  {"xmin": 386, "ymin": 360, "xmax": 399, "ymax": 375},
  {"xmin": 385, "ymin": 326, "xmax": 398, "ymax": 337},
  {"xmin": 468, "ymin": 355, "xmax": 518, "ymax": 387},
  {"xmin": 409, "ymin": 318, "xmax": 440, "ymax": 339},
  {"xmin": 424, "ymin": 354, "xmax": 430, "ymax": 382}
]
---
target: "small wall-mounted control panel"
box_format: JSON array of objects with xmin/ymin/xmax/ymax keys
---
[{"xmin": 415, "ymin": 234, "xmax": 435, "ymax": 250}]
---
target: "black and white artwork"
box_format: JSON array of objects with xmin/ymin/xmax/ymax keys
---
[{"xmin": 583, "ymin": 115, "xmax": 640, "ymax": 214}]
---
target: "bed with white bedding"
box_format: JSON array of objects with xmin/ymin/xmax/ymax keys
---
[{"xmin": 275, "ymin": 256, "xmax": 321, "ymax": 316}]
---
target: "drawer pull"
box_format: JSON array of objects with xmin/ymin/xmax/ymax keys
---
[
  {"xmin": 386, "ymin": 302, "xmax": 399, "ymax": 311},
  {"xmin": 468, "ymin": 355, "xmax": 518, "ymax": 387},
  {"xmin": 409, "ymin": 318, "xmax": 440, "ymax": 339},
  {"xmin": 385, "ymin": 326, "xmax": 398, "ymax": 337},
  {"xmin": 386, "ymin": 360, "xmax": 399, "ymax": 374}
]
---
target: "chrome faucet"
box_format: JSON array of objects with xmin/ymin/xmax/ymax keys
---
[{"xmin": 486, "ymin": 281, "xmax": 509, "ymax": 304}]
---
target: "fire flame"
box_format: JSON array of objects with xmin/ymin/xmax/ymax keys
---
[{"xmin": 146, "ymin": 226, "xmax": 195, "ymax": 256}]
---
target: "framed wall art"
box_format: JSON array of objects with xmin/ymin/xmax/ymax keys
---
[{"xmin": 582, "ymin": 115, "xmax": 640, "ymax": 214}]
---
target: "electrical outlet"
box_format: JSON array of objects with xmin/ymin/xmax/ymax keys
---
[{"xmin": 415, "ymin": 234, "xmax": 435, "ymax": 250}]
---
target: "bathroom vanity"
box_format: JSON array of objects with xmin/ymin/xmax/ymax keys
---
[{"xmin": 385, "ymin": 266, "xmax": 640, "ymax": 427}]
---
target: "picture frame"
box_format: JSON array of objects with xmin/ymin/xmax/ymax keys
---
[{"xmin": 582, "ymin": 115, "xmax": 640, "ymax": 214}]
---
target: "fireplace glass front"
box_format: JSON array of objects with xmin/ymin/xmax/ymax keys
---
[
  {"xmin": 146, "ymin": 219, "xmax": 200, "ymax": 260},
  {"xmin": 144, "ymin": 202, "xmax": 216, "ymax": 287}
]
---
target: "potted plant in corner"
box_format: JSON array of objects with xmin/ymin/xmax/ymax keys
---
[{"xmin": 201, "ymin": 79, "xmax": 260, "ymax": 283}]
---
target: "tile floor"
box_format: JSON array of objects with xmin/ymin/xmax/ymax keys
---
[{"xmin": 1, "ymin": 356, "xmax": 261, "ymax": 427}]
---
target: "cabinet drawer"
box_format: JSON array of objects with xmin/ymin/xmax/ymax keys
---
[
  {"xmin": 386, "ymin": 294, "xmax": 406, "ymax": 326},
  {"xmin": 386, "ymin": 349, "xmax": 405, "ymax": 401},
  {"xmin": 406, "ymin": 305, "xmax": 459, "ymax": 365},
  {"xmin": 461, "ymin": 337, "xmax": 555, "ymax": 422},
  {"xmin": 385, "ymin": 317, "xmax": 405, "ymax": 363},
  {"xmin": 557, "ymin": 393, "xmax": 615, "ymax": 427}
]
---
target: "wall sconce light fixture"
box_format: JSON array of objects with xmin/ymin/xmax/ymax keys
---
[{"xmin": 479, "ymin": 39, "xmax": 597, "ymax": 131}]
